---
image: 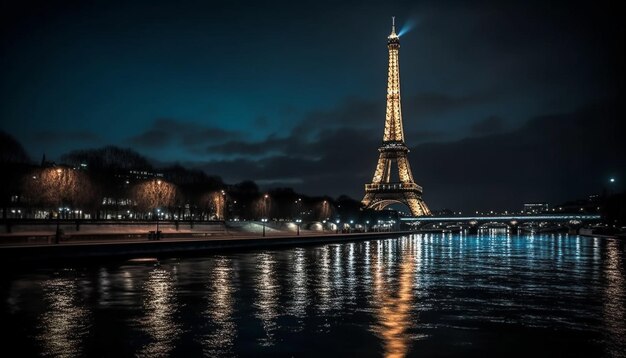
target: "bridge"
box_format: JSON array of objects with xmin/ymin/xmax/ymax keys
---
[{"xmin": 401, "ymin": 214, "xmax": 602, "ymax": 233}]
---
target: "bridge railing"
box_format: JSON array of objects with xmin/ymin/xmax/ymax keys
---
[{"xmin": 365, "ymin": 183, "xmax": 422, "ymax": 192}]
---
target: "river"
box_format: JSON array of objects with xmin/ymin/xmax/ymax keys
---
[{"xmin": 1, "ymin": 231, "xmax": 624, "ymax": 357}]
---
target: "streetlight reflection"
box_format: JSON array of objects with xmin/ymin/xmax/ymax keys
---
[
  {"xmin": 203, "ymin": 257, "xmax": 236, "ymax": 356},
  {"xmin": 37, "ymin": 276, "xmax": 90, "ymax": 358},
  {"xmin": 135, "ymin": 268, "xmax": 181, "ymax": 357}
]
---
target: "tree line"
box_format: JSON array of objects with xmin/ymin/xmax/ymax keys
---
[{"xmin": 0, "ymin": 131, "xmax": 379, "ymax": 223}]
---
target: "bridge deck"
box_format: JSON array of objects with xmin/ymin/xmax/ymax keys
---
[{"xmin": 401, "ymin": 215, "xmax": 601, "ymax": 222}]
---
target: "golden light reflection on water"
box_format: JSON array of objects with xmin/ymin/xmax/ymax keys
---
[
  {"xmin": 254, "ymin": 253, "xmax": 279, "ymax": 346},
  {"xmin": 287, "ymin": 248, "xmax": 309, "ymax": 320},
  {"xmin": 603, "ymin": 240, "xmax": 625, "ymax": 356},
  {"xmin": 203, "ymin": 257, "xmax": 236, "ymax": 356},
  {"xmin": 331, "ymin": 245, "xmax": 344, "ymax": 310},
  {"xmin": 37, "ymin": 276, "xmax": 90, "ymax": 358},
  {"xmin": 316, "ymin": 246, "xmax": 331, "ymax": 314},
  {"xmin": 346, "ymin": 243, "xmax": 356, "ymax": 302},
  {"xmin": 371, "ymin": 238, "xmax": 417, "ymax": 358},
  {"xmin": 136, "ymin": 267, "xmax": 181, "ymax": 358}
]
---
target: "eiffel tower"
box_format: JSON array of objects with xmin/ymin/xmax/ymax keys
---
[{"xmin": 362, "ymin": 17, "xmax": 431, "ymax": 217}]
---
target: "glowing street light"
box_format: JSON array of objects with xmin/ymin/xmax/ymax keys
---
[
  {"xmin": 296, "ymin": 218, "xmax": 302, "ymax": 236},
  {"xmin": 156, "ymin": 208, "xmax": 161, "ymax": 236},
  {"xmin": 262, "ymin": 217, "xmax": 268, "ymax": 237}
]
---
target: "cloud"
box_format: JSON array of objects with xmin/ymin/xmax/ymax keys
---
[
  {"xmin": 189, "ymin": 100, "xmax": 625, "ymax": 212},
  {"xmin": 408, "ymin": 130, "xmax": 447, "ymax": 142},
  {"xmin": 296, "ymin": 92, "xmax": 493, "ymax": 132},
  {"xmin": 202, "ymin": 91, "xmax": 491, "ymax": 158},
  {"xmin": 470, "ymin": 116, "xmax": 505, "ymax": 135},
  {"xmin": 31, "ymin": 130, "xmax": 102, "ymax": 143},
  {"xmin": 129, "ymin": 119, "xmax": 240, "ymax": 151},
  {"xmin": 410, "ymin": 101, "xmax": 625, "ymax": 211}
]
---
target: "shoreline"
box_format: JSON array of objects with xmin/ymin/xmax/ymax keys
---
[{"xmin": 0, "ymin": 231, "xmax": 412, "ymax": 265}]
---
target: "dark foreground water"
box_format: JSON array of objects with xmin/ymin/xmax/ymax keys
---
[{"xmin": 1, "ymin": 232, "xmax": 625, "ymax": 357}]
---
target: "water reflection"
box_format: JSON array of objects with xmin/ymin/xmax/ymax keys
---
[
  {"xmin": 603, "ymin": 239, "xmax": 625, "ymax": 356},
  {"xmin": 37, "ymin": 275, "xmax": 90, "ymax": 358},
  {"xmin": 316, "ymin": 245, "xmax": 331, "ymax": 315},
  {"xmin": 4, "ymin": 233, "xmax": 625, "ymax": 356},
  {"xmin": 135, "ymin": 267, "xmax": 181, "ymax": 357},
  {"xmin": 254, "ymin": 252, "xmax": 279, "ymax": 346},
  {"xmin": 287, "ymin": 248, "xmax": 309, "ymax": 322},
  {"xmin": 203, "ymin": 257, "xmax": 236, "ymax": 356},
  {"xmin": 371, "ymin": 237, "xmax": 417, "ymax": 358}
]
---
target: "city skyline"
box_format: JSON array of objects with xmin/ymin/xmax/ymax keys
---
[{"xmin": 1, "ymin": 0, "xmax": 624, "ymax": 212}]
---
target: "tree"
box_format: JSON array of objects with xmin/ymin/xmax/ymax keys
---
[
  {"xmin": 0, "ymin": 131, "xmax": 32, "ymax": 219},
  {"xmin": 23, "ymin": 167, "xmax": 96, "ymax": 218},
  {"xmin": 198, "ymin": 191, "xmax": 225, "ymax": 220},
  {"xmin": 0, "ymin": 131, "xmax": 31, "ymax": 164},
  {"xmin": 61, "ymin": 146, "xmax": 153, "ymax": 171},
  {"xmin": 131, "ymin": 179, "xmax": 179, "ymax": 215}
]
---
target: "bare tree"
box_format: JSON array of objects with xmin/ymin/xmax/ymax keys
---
[
  {"xmin": 198, "ymin": 191, "xmax": 225, "ymax": 220},
  {"xmin": 131, "ymin": 179, "xmax": 178, "ymax": 215},
  {"xmin": 23, "ymin": 167, "xmax": 95, "ymax": 218},
  {"xmin": 316, "ymin": 200, "xmax": 334, "ymax": 221}
]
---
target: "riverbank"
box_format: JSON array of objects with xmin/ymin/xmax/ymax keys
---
[{"xmin": 0, "ymin": 231, "xmax": 410, "ymax": 265}]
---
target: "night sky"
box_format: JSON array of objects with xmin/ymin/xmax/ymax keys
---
[{"xmin": 1, "ymin": 0, "xmax": 624, "ymax": 212}]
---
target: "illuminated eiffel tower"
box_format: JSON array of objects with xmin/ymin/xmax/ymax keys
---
[{"xmin": 362, "ymin": 17, "xmax": 431, "ymax": 217}]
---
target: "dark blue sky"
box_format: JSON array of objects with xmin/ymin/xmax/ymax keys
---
[{"xmin": 1, "ymin": 0, "xmax": 624, "ymax": 211}]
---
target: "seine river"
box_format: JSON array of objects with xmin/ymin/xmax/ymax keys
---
[{"xmin": 1, "ymin": 232, "xmax": 625, "ymax": 357}]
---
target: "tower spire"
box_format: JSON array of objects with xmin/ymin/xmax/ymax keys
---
[{"xmin": 389, "ymin": 16, "xmax": 398, "ymax": 38}]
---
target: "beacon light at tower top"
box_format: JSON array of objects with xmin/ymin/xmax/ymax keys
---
[{"xmin": 389, "ymin": 16, "xmax": 417, "ymax": 38}]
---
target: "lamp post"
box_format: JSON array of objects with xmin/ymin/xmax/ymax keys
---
[
  {"xmin": 156, "ymin": 208, "xmax": 161, "ymax": 238},
  {"xmin": 336, "ymin": 219, "xmax": 340, "ymax": 234},
  {"xmin": 608, "ymin": 177, "xmax": 616, "ymax": 195},
  {"xmin": 54, "ymin": 168, "xmax": 62, "ymax": 244},
  {"xmin": 155, "ymin": 179, "xmax": 162, "ymax": 239},
  {"xmin": 221, "ymin": 190, "xmax": 226, "ymax": 221},
  {"xmin": 296, "ymin": 218, "xmax": 302, "ymax": 236},
  {"xmin": 262, "ymin": 218, "xmax": 267, "ymax": 237}
]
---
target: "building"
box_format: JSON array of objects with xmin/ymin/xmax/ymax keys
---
[{"xmin": 523, "ymin": 203, "xmax": 549, "ymax": 214}]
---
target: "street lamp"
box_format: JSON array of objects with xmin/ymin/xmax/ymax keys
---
[
  {"xmin": 154, "ymin": 179, "xmax": 163, "ymax": 240},
  {"xmin": 336, "ymin": 219, "xmax": 340, "ymax": 234},
  {"xmin": 296, "ymin": 218, "xmax": 302, "ymax": 236},
  {"xmin": 156, "ymin": 208, "xmax": 161, "ymax": 239},
  {"xmin": 54, "ymin": 168, "xmax": 62, "ymax": 244},
  {"xmin": 221, "ymin": 190, "xmax": 226, "ymax": 221},
  {"xmin": 262, "ymin": 218, "xmax": 268, "ymax": 237}
]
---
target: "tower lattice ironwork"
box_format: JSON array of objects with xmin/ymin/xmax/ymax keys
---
[{"xmin": 362, "ymin": 17, "xmax": 431, "ymax": 217}]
